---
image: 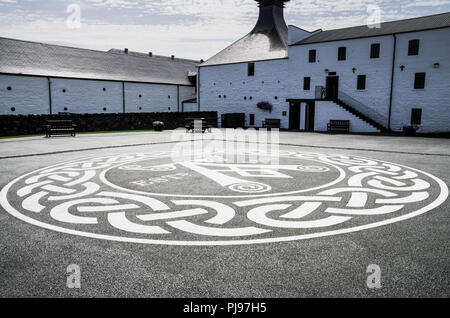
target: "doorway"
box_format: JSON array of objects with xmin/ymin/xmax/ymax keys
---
[
  {"xmin": 289, "ymin": 102, "xmax": 301, "ymax": 130},
  {"xmin": 326, "ymin": 76, "xmax": 339, "ymax": 100},
  {"xmin": 305, "ymin": 102, "xmax": 315, "ymax": 132}
]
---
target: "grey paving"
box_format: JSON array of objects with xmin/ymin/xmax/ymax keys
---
[{"xmin": 0, "ymin": 131, "xmax": 448, "ymax": 298}]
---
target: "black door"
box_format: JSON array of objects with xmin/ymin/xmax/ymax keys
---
[
  {"xmin": 221, "ymin": 113, "xmax": 245, "ymax": 128},
  {"xmin": 289, "ymin": 102, "xmax": 301, "ymax": 130},
  {"xmin": 305, "ymin": 102, "xmax": 315, "ymax": 132},
  {"xmin": 326, "ymin": 76, "xmax": 339, "ymax": 100}
]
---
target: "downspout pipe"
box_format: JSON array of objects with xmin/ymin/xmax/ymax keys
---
[
  {"xmin": 388, "ymin": 34, "xmax": 397, "ymax": 131},
  {"xmin": 47, "ymin": 77, "xmax": 52, "ymax": 115},
  {"xmin": 122, "ymin": 82, "xmax": 126, "ymax": 113},
  {"xmin": 197, "ymin": 67, "xmax": 201, "ymax": 112}
]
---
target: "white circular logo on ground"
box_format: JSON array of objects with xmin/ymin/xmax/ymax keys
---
[{"xmin": 0, "ymin": 151, "xmax": 447, "ymax": 246}]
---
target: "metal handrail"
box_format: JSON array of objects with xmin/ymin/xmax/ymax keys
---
[{"xmin": 337, "ymin": 91, "xmax": 388, "ymax": 127}]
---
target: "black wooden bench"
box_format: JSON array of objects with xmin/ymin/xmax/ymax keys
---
[
  {"xmin": 262, "ymin": 118, "xmax": 281, "ymax": 129},
  {"xmin": 185, "ymin": 118, "xmax": 215, "ymax": 133},
  {"xmin": 327, "ymin": 120, "xmax": 350, "ymax": 133},
  {"xmin": 44, "ymin": 120, "xmax": 76, "ymax": 137}
]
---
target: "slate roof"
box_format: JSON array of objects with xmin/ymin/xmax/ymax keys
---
[
  {"xmin": 200, "ymin": 1, "xmax": 289, "ymax": 67},
  {"xmin": 0, "ymin": 37, "xmax": 199, "ymax": 85},
  {"xmin": 293, "ymin": 12, "xmax": 450, "ymax": 46}
]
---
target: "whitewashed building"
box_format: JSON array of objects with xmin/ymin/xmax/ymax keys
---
[
  {"xmin": 0, "ymin": 38, "xmax": 198, "ymax": 115},
  {"xmin": 198, "ymin": 0, "xmax": 450, "ymax": 133}
]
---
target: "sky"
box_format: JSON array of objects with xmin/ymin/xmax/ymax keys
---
[{"xmin": 0, "ymin": 0, "xmax": 449, "ymax": 60}]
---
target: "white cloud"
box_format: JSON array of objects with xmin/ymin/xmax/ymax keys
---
[{"xmin": 0, "ymin": 0, "xmax": 449, "ymax": 59}]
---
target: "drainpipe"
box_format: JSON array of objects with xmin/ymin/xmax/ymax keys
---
[
  {"xmin": 122, "ymin": 82, "xmax": 126, "ymax": 113},
  {"xmin": 197, "ymin": 67, "xmax": 201, "ymax": 111},
  {"xmin": 388, "ymin": 34, "xmax": 397, "ymax": 130},
  {"xmin": 47, "ymin": 77, "xmax": 52, "ymax": 115},
  {"xmin": 177, "ymin": 85, "xmax": 180, "ymax": 112}
]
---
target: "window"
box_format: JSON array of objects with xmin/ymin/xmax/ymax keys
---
[
  {"xmin": 357, "ymin": 75, "xmax": 366, "ymax": 90},
  {"xmin": 7, "ymin": 86, "xmax": 12, "ymax": 91},
  {"xmin": 338, "ymin": 47, "xmax": 347, "ymax": 61},
  {"xmin": 103, "ymin": 88, "xmax": 106, "ymax": 91},
  {"xmin": 370, "ymin": 43, "xmax": 380, "ymax": 59},
  {"xmin": 408, "ymin": 39, "xmax": 420, "ymax": 56},
  {"xmin": 249, "ymin": 114, "xmax": 255, "ymax": 126},
  {"xmin": 303, "ymin": 77, "xmax": 311, "ymax": 90},
  {"xmin": 309, "ymin": 50, "xmax": 316, "ymax": 63},
  {"xmin": 414, "ymin": 72, "xmax": 426, "ymax": 89},
  {"xmin": 411, "ymin": 108, "xmax": 422, "ymax": 125},
  {"xmin": 248, "ymin": 63, "xmax": 255, "ymax": 76}
]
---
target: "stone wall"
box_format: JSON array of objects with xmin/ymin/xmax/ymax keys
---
[{"xmin": 0, "ymin": 111, "xmax": 217, "ymax": 136}]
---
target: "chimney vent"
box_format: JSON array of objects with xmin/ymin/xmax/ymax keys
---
[
  {"xmin": 149, "ymin": 52, "xmax": 153, "ymax": 57},
  {"xmin": 124, "ymin": 48, "xmax": 128, "ymax": 54},
  {"xmin": 171, "ymin": 55, "xmax": 175, "ymax": 60}
]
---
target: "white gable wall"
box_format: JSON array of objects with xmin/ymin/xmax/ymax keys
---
[{"xmin": 199, "ymin": 59, "xmax": 290, "ymax": 128}]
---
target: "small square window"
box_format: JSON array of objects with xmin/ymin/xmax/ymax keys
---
[
  {"xmin": 303, "ymin": 77, "xmax": 311, "ymax": 90},
  {"xmin": 408, "ymin": 39, "xmax": 420, "ymax": 56},
  {"xmin": 309, "ymin": 50, "xmax": 316, "ymax": 63},
  {"xmin": 338, "ymin": 47, "xmax": 346, "ymax": 61},
  {"xmin": 414, "ymin": 73, "xmax": 426, "ymax": 89},
  {"xmin": 357, "ymin": 75, "xmax": 366, "ymax": 90},
  {"xmin": 248, "ymin": 63, "xmax": 255, "ymax": 76},
  {"xmin": 370, "ymin": 43, "xmax": 380, "ymax": 59},
  {"xmin": 411, "ymin": 108, "xmax": 422, "ymax": 125}
]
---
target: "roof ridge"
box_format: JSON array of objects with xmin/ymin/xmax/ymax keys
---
[
  {"xmin": 107, "ymin": 48, "xmax": 199, "ymax": 63},
  {"xmin": 319, "ymin": 11, "xmax": 450, "ymax": 33}
]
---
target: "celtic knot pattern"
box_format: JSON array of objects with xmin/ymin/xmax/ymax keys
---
[{"xmin": 0, "ymin": 151, "xmax": 447, "ymax": 246}]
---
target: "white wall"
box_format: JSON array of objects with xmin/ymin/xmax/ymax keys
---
[
  {"xmin": 124, "ymin": 83, "xmax": 178, "ymax": 113},
  {"xmin": 287, "ymin": 35, "xmax": 395, "ymax": 127},
  {"xmin": 0, "ymin": 74, "xmax": 196, "ymax": 115},
  {"xmin": 199, "ymin": 59, "xmax": 290, "ymax": 128},
  {"xmin": 183, "ymin": 102, "xmax": 198, "ymax": 112},
  {"xmin": 0, "ymin": 75, "xmax": 50, "ymax": 115},
  {"xmin": 391, "ymin": 28, "xmax": 450, "ymax": 133},
  {"xmin": 51, "ymin": 78, "xmax": 123, "ymax": 114},
  {"xmin": 199, "ymin": 27, "xmax": 450, "ymax": 133}
]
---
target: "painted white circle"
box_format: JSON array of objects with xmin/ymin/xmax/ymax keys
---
[
  {"xmin": 228, "ymin": 182, "xmax": 272, "ymax": 193},
  {"xmin": 0, "ymin": 151, "xmax": 447, "ymax": 246}
]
